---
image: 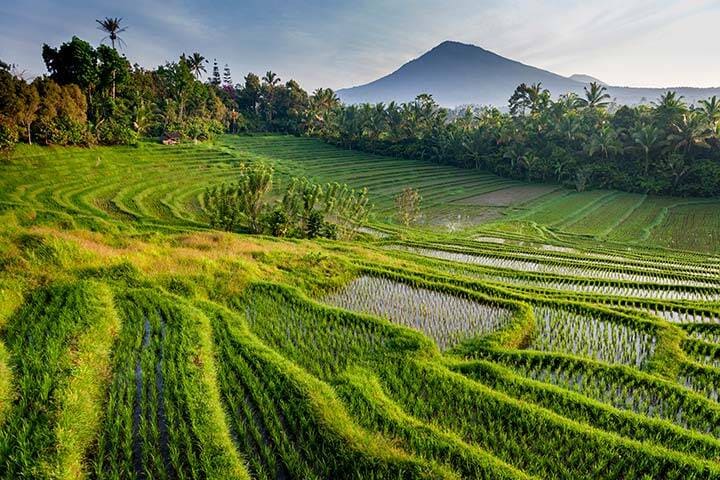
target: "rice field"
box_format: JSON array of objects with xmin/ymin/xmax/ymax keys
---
[
  {"xmin": 529, "ymin": 306, "xmax": 657, "ymax": 368},
  {"xmin": 322, "ymin": 275, "xmax": 514, "ymax": 351},
  {"xmin": 2, "ymin": 136, "xmax": 720, "ymax": 479}
]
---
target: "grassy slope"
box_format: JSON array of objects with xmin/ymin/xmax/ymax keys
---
[
  {"xmin": 1, "ymin": 137, "xmax": 720, "ymax": 478},
  {"xmin": 4, "ymin": 135, "xmax": 719, "ymax": 251}
]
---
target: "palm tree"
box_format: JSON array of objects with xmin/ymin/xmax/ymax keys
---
[
  {"xmin": 96, "ymin": 17, "xmax": 127, "ymax": 100},
  {"xmin": 260, "ymin": 71, "xmax": 281, "ymax": 125},
  {"xmin": 526, "ymin": 83, "xmax": 550, "ymax": 114},
  {"xmin": 520, "ymin": 152, "xmax": 539, "ymax": 181},
  {"xmin": 556, "ymin": 93, "xmax": 582, "ymax": 111},
  {"xmin": 308, "ymin": 88, "xmax": 339, "ymax": 134},
  {"xmin": 262, "ymin": 71, "xmax": 281, "ymax": 87},
  {"xmin": 663, "ymin": 153, "xmax": 690, "ymax": 191},
  {"xmin": 631, "ymin": 123, "xmax": 662, "ymax": 174},
  {"xmin": 312, "ymin": 88, "xmax": 339, "ymax": 111},
  {"xmin": 586, "ymin": 125, "xmax": 621, "ymax": 158},
  {"xmin": 386, "ymin": 102, "xmax": 404, "ymax": 141},
  {"xmin": 698, "ymin": 96, "xmax": 720, "ymax": 126},
  {"xmin": 653, "ymin": 91, "xmax": 687, "ymax": 125},
  {"xmin": 185, "ymin": 52, "xmax": 207, "ymax": 79},
  {"xmin": 578, "ymin": 82, "xmax": 611, "ymax": 109},
  {"xmin": 96, "ymin": 17, "xmax": 127, "ymax": 50},
  {"xmin": 669, "ymin": 112, "xmax": 711, "ymax": 154}
]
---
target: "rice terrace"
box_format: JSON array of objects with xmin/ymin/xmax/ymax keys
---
[{"xmin": 3, "ymin": 3, "xmax": 720, "ymax": 480}]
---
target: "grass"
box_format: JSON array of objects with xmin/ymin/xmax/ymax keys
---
[{"xmin": 1, "ymin": 136, "xmax": 720, "ymax": 478}]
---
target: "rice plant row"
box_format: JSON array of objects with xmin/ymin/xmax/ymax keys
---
[
  {"xmin": 480, "ymin": 350, "xmax": 720, "ymax": 438},
  {"xmin": 450, "ymin": 358, "xmax": 720, "ymax": 463},
  {"xmin": 508, "ymin": 278, "xmax": 720, "ymax": 301},
  {"xmin": 379, "ymin": 360, "xmax": 720, "ymax": 479},
  {"xmin": 89, "ymin": 289, "xmax": 246, "ymax": 479},
  {"xmin": 443, "ymin": 236, "xmax": 720, "ymax": 279},
  {"xmin": 203, "ymin": 302, "xmax": 456, "ymax": 479},
  {"xmin": 386, "ymin": 245, "xmax": 718, "ymax": 287},
  {"xmin": 0, "ymin": 281, "xmax": 119, "ymax": 478},
  {"xmin": 651, "ymin": 309, "xmax": 720, "ymax": 324}
]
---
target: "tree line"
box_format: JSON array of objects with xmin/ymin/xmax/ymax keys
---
[
  {"xmin": 314, "ymin": 85, "xmax": 720, "ymax": 197},
  {"xmin": 2, "ymin": 19, "xmax": 720, "ymax": 197},
  {"xmin": 0, "ymin": 18, "xmax": 330, "ymax": 151}
]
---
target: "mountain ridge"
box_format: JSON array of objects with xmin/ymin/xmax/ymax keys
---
[{"xmin": 337, "ymin": 41, "xmax": 720, "ymax": 107}]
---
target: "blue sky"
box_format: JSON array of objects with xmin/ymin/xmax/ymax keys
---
[{"xmin": 2, "ymin": 0, "xmax": 720, "ymax": 90}]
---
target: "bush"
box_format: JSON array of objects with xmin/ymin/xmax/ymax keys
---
[
  {"xmin": 183, "ymin": 118, "xmax": 226, "ymax": 143},
  {"xmin": 96, "ymin": 120, "xmax": 138, "ymax": 146},
  {"xmin": 0, "ymin": 120, "xmax": 19, "ymax": 156},
  {"xmin": 265, "ymin": 207, "xmax": 290, "ymax": 237},
  {"xmin": 186, "ymin": 117, "xmax": 211, "ymax": 142},
  {"xmin": 34, "ymin": 116, "xmax": 92, "ymax": 146}
]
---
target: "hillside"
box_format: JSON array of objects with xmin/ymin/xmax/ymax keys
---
[
  {"xmin": 2, "ymin": 137, "xmax": 720, "ymax": 479},
  {"xmin": 338, "ymin": 40, "xmax": 720, "ymax": 107},
  {"xmin": 569, "ymin": 73, "xmax": 608, "ymax": 85}
]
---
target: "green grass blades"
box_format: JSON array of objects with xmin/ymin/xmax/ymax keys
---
[
  {"xmin": 202, "ymin": 300, "xmax": 456, "ymax": 479},
  {"xmin": 88, "ymin": 289, "xmax": 247, "ymax": 480},
  {"xmin": 0, "ymin": 281, "xmax": 119, "ymax": 479}
]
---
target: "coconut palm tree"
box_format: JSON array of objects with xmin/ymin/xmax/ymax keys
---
[
  {"xmin": 653, "ymin": 91, "xmax": 687, "ymax": 126},
  {"xmin": 663, "ymin": 153, "xmax": 690, "ymax": 191},
  {"xmin": 96, "ymin": 17, "xmax": 127, "ymax": 50},
  {"xmin": 631, "ymin": 123, "xmax": 662, "ymax": 174},
  {"xmin": 586, "ymin": 125, "xmax": 621, "ymax": 158},
  {"xmin": 262, "ymin": 71, "xmax": 281, "ymax": 87},
  {"xmin": 307, "ymin": 88, "xmax": 340, "ymax": 134},
  {"xmin": 260, "ymin": 71, "xmax": 281, "ymax": 125},
  {"xmin": 698, "ymin": 96, "xmax": 720, "ymax": 126},
  {"xmin": 578, "ymin": 82, "xmax": 611, "ymax": 109},
  {"xmin": 96, "ymin": 17, "xmax": 127, "ymax": 100},
  {"xmin": 669, "ymin": 112, "xmax": 711, "ymax": 154},
  {"xmin": 526, "ymin": 83, "xmax": 550, "ymax": 114},
  {"xmin": 185, "ymin": 52, "xmax": 207, "ymax": 79}
]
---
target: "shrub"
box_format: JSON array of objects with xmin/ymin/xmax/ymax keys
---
[
  {"xmin": 395, "ymin": 187, "xmax": 422, "ymax": 226},
  {"xmin": 0, "ymin": 119, "xmax": 19, "ymax": 157},
  {"xmin": 96, "ymin": 120, "xmax": 138, "ymax": 145}
]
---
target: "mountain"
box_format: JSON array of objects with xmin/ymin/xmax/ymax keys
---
[
  {"xmin": 337, "ymin": 41, "xmax": 720, "ymax": 107},
  {"xmin": 569, "ymin": 74, "xmax": 607, "ymax": 86}
]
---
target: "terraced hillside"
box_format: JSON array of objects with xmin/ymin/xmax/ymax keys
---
[
  {"xmin": 2, "ymin": 135, "xmax": 718, "ymax": 252},
  {"xmin": 2, "ymin": 136, "xmax": 720, "ymax": 479}
]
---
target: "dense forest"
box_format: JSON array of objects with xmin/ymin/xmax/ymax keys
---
[
  {"xmin": 319, "ymin": 87, "xmax": 720, "ymax": 197},
  {"xmin": 2, "ymin": 21, "xmax": 720, "ymax": 196}
]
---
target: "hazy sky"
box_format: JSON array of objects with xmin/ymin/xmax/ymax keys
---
[{"xmin": 2, "ymin": 0, "xmax": 719, "ymax": 91}]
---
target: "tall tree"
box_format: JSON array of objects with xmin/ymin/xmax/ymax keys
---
[
  {"xmin": 96, "ymin": 44, "xmax": 128, "ymax": 100},
  {"xmin": 96, "ymin": 17, "xmax": 127, "ymax": 50},
  {"xmin": 261, "ymin": 71, "xmax": 281, "ymax": 125},
  {"xmin": 222, "ymin": 64, "xmax": 233, "ymax": 87},
  {"xmin": 157, "ymin": 58, "xmax": 195, "ymax": 124},
  {"xmin": 262, "ymin": 71, "xmax": 281, "ymax": 87},
  {"xmin": 631, "ymin": 123, "xmax": 662, "ymax": 174},
  {"xmin": 653, "ymin": 91, "xmax": 687, "ymax": 127},
  {"xmin": 698, "ymin": 96, "xmax": 720, "ymax": 126},
  {"xmin": 185, "ymin": 53, "xmax": 207, "ymax": 79},
  {"xmin": 96, "ymin": 17, "xmax": 126, "ymax": 99},
  {"xmin": 669, "ymin": 112, "xmax": 710, "ymax": 154},
  {"xmin": 14, "ymin": 81, "xmax": 40, "ymax": 144},
  {"xmin": 578, "ymin": 82, "xmax": 611, "ymax": 109},
  {"xmin": 210, "ymin": 59, "xmax": 221, "ymax": 86},
  {"xmin": 42, "ymin": 37, "xmax": 98, "ymax": 103}
]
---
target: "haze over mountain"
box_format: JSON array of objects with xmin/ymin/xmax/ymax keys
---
[
  {"xmin": 337, "ymin": 41, "xmax": 720, "ymax": 107},
  {"xmin": 568, "ymin": 74, "xmax": 607, "ymax": 86}
]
